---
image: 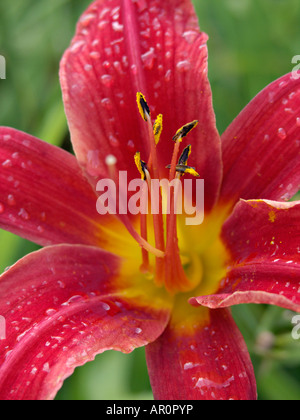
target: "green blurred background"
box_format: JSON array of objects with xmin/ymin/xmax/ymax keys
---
[{"xmin": 0, "ymin": 0, "xmax": 300, "ymax": 400}]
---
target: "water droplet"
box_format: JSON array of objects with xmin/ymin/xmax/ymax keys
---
[
  {"xmin": 182, "ymin": 30, "xmax": 199, "ymax": 44},
  {"xmin": 141, "ymin": 48, "xmax": 155, "ymax": 70},
  {"xmin": 0, "ymin": 203, "xmax": 4, "ymax": 214},
  {"xmin": 45, "ymin": 309, "xmax": 56, "ymax": 316},
  {"xmin": 61, "ymin": 295, "xmax": 85, "ymax": 306},
  {"xmin": 140, "ymin": 29, "xmax": 150, "ymax": 38},
  {"xmin": 113, "ymin": 61, "xmax": 123, "ymax": 74},
  {"xmin": 37, "ymin": 225, "xmax": 45, "ymax": 233},
  {"xmin": 79, "ymin": 13, "xmax": 96, "ymax": 28},
  {"xmin": 2, "ymin": 159, "xmax": 12, "ymax": 168},
  {"xmin": 7, "ymin": 194, "xmax": 16, "ymax": 206},
  {"xmin": 101, "ymin": 74, "xmax": 114, "ymax": 87},
  {"xmin": 102, "ymin": 302, "xmax": 111, "ymax": 311},
  {"xmin": 31, "ymin": 367, "xmax": 38, "ymax": 375},
  {"xmin": 3, "ymin": 134, "xmax": 11, "ymax": 141},
  {"xmin": 152, "ymin": 17, "xmax": 161, "ymax": 31},
  {"xmin": 277, "ymin": 127, "xmax": 287, "ymax": 140},
  {"xmin": 101, "ymin": 98, "xmax": 113, "ymax": 110},
  {"xmin": 112, "ymin": 21, "xmax": 124, "ymax": 32},
  {"xmin": 165, "ymin": 69, "xmax": 172, "ymax": 82},
  {"xmin": 98, "ymin": 20, "xmax": 109, "ymax": 30},
  {"xmin": 127, "ymin": 140, "xmax": 135, "ymax": 152},
  {"xmin": 70, "ymin": 40, "xmax": 86, "ymax": 53},
  {"xmin": 84, "ymin": 64, "xmax": 93, "ymax": 72},
  {"xmin": 18, "ymin": 208, "xmax": 30, "ymax": 220},
  {"xmin": 296, "ymin": 117, "xmax": 300, "ymax": 127},
  {"xmin": 90, "ymin": 51, "xmax": 100, "ymax": 60},
  {"xmin": 58, "ymin": 281, "xmax": 66, "ymax": 289},
  {"xmin": 176, "ymin": 60, "xmax": 191, "ymax": 72},
  {"xmin": 109, "ymin": 134, "xmax": 120, "ymax": 147},
  {"xmin": 43, "ymin": 363, "xmax": 50, "ymax": 373},
  {"xmin": 135, "ymin": 328, "xmax": 142, "ymax": 334},
  {"xmin": 268, "ymin": 91, "xmax": 275, "ymax": 103}
]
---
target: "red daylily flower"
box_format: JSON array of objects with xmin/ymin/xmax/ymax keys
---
[{"xmin": 0, "ymin": 0, "xmax": 300, "ymax": 400}]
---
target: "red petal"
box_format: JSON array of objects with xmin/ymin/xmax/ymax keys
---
[
  {"xmin": 146, "ymin": 306, "xmax": 256, "ymax": 400},
  {"xmin": 0, "ymin": 127, "xmax": 122, "ymax": 248},
  {"xmin": 220, "ymin": 73, "xmax": 300, "ymax": 206},
  {"xmin": 60, "ymin": 0, "xmax": 222, "ymax": 210},
  {"xmin": 0, "ymin": 245, "xmax": 171, "ymax": 400},
  {"xmin": 191, "ymin": 199, "xmax": 300, "ymax": 311}
]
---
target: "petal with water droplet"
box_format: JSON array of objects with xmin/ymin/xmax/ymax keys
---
[
  {"xmin": 146, "ymin": 306, "xmax": 256, "ymax": 400},
  {"xmin": 0, "ymin": 127, "xmax": 127, "ymax": 250},
  {"xmin": 0, "ymin": 245, "xmax": 171, "ymax": 400},
  {"xmin": 221, "ymin": 73, "xmax": 300, "ymax": 207},
  {"xmin": 60, "ymin": 0, "xmax": 222, "ymax": 211},
  {"xmin": 191, "ymin": 199, "xmax": 300, "ymax": 312}
]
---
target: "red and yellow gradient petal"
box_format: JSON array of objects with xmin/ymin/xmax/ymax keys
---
[
  {"xmin": 0, "ymin": 244, "xmax": 172, "ymax": 400},
  {"xmin": 220, "ymin": 73, "xmax": 300, "ymax": 207},
  {"xmin": 60, "ymin": 0, "xmax": 222, "ymax": 211},
  {"xmin": 0, "ymin": 127, "xmax": 135, "ymax": 250},
  {"xmin": 146, "ymin": 304, "xmax": 256, "ymax": 400},
  {"xmin": 191, "ymin": 200, "xmax": 300, "ymax": 312}
]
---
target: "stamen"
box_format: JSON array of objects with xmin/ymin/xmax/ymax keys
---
[
  {"xmin": 178, "ymin": 144, "xmax": 192, "ymax": 165},
  {"xmin": 153, "ymin": 114, "xmax": 163, "ymax": 145},
  {"xmin": 164, "ymin": 123, "xmax": 199, "ymax": 293},
  {"xmin": 172, "ymin": 120, "xmax": 198, "ymax": 143},
  {"xmin": 136, "ymin": 92, "xmax": 165, "ymax": 257},
  {"xmin": 134, "ymin": 152, "xmax": 147, "ymax": 180},
  {"xmin": 166, "ymin": 164, "xmax": 200, "ymax": 177},
  {"xmin": 136, "ymin": 92, "xmax": 150, "ymax": 121}
]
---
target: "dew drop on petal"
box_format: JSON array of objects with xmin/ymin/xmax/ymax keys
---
[
  {"xmin": 109, "ymin": 134, "xmax": 120, "ymax": 147},
  {"xmin": 101, "ymin": 98, "xmax": 113, "ymax": 110},
  {"xmin": 182, "ymin": 30, "xmax": 199, "ymax": 44},
  {"xmin": 0, "ymin": 203, "xmax": 4, "ymax": 214},
  {"xmin": 101, "ymin": 74, "xmax": 114, "ymax": 88},
  {"xmin": 18, "ymin": 208, "xmax": 30, "ymax": 220},
  {"xmin": 277, "ymin": 127, "xmax": 287, "ymax": 140},
  {"xmin": 127, "ymin": 140, "xmax": 135, "ymax": 152},
  {"xmin": 112, "ymin": 21, "xmax": 124, "ymax": 32},
  {"xmin": 102, "ymin": 302, "xmax": 111, "ymax": 311},
  {"xmin": 7, "ymin": 194, "xmax": 16, "ymax": 206},
  {"xmin": 43, "ymin": 363, "xmax": 51, "ymax": 373},
  {"xmin": 84, "ymin": 64, "xmax": 93, "ymax": 72},
  {"xmin": 2, "ymin": 159, "xmax": 13, "ymax": 168},
  {"xmin": 176, "ymin": 60, "xmax": 191, "ymax": 72},
  {"xmin": 90, "ymin": 51, "xmax": 100, "ymax": 60},
  {"xmin": 37, "ymin": 225, "xmax": 45, "ymax": 233},
  {"xmin": 296, "ymin": 117, "xmax": 300, "ymax": 127},
  {"xmin": 141, "ymin": 48, "xmax": 155, "ymax": 70},
  {"xmin": 165, "ymin": 69, "xmax": 172, "ymax": 82}
]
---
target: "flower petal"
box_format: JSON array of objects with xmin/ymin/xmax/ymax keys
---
[
  {"xmin": 145, "ymin": 305, "xmax": 256, "ymax": 400},
  {"xmin": 191, "ymin": 199, "xmax": 300, "ymax": 311},
  {"xmin": 220, "ymin": 73, "xmax": 300, "ymax": 206},
  {"xmin": 60, "ymin": 0, "xmax": 222, "ymax": 210},
  {"xmin": 0, "ymin": 244, "xmax": 171, "ymax": 400},
  {"xmin": 0, "ymin": 127, "xmax": 123, "ymax": 248}
]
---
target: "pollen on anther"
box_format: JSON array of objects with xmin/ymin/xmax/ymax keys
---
[
  {"xmin": 136, "ymin": 92, "xmax": 150, "ymax": 121},
  {"xmin": 153, "ymin": 114, "xmax": 163, "ymax": 144}
]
